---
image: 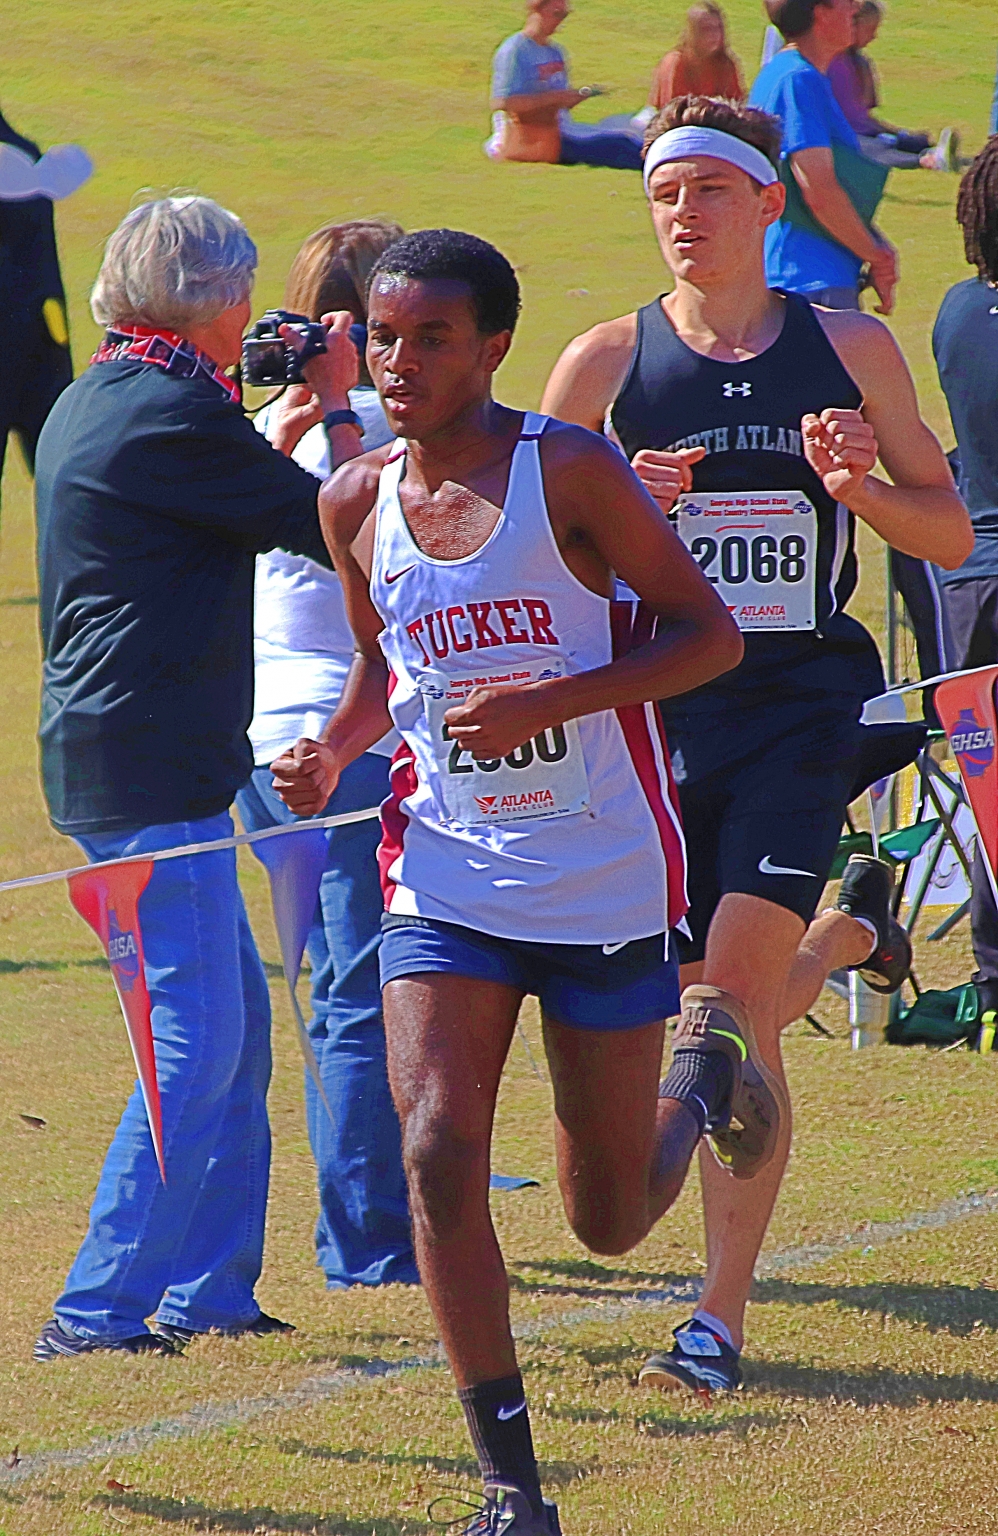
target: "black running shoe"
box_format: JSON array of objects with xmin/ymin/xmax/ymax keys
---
[
  {"xmin": 638, "ymin": 1318, "xmax": 742, "ymax": 1397},
  {"xmin": 34, "ymin": 1318, "xmax": 179, "ymax": 1363},
  {"xmin": 153, "ymin": 1311, "xmax": 295, "ymax": 1347},
  {"xmin": 835, "ymin": 854, "xmax": 911, "ymax": 995},
  {"xmin": 672, "ymin": 984, "xmax": 789, "ymax": 1180},
  {"xmin": 434, "ymin": 1484, "xmax": 561, "ymax": 1535}
]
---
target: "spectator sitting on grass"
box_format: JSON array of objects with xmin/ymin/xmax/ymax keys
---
[
  {"xmin": 827, "ymin": 1, "xmax": 959, "ymax": 171},
  {"xmin": 749, "ymin": 0, "xmax": 897, "ymax": 313},
  {"xmin": 486, "ymin": 0, "xmax": 643, "ymax": 172},
  {"xmin": 648, "ymin": 3, "xmax": 745, "ymax": 115}
]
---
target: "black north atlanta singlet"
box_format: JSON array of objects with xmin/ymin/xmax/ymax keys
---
[{"xmin": 611, "ymin": 291, "xmax": 886, "ymax": 780}]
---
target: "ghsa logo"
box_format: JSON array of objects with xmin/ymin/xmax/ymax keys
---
[
  {"xmin": 684, "ymin": 503, "xmax": 704, "ymax": 517},
  {"xmin": 949, "ymin": 707, "xmax": 995, "ymax": 778},
  {"xmin": 107, "ymin": 908, "xmax": 139, "ymax": 991},
  {"xmin": 793, "ymin": 500, "xmax": 811, "ymax": 515}
]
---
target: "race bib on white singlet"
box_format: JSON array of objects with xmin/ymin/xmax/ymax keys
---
[
  {"xmin": 420, "ymin": 664, "xmax": 591, "ymax": 826},
  {"xmin": 674, "ymin": 490, "xmax": 817, "ymax": 632}
]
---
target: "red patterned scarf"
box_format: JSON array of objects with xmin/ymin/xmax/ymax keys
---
[{"xmin": 92, "ymin": 324, "xmax": 240, "ymax": 402}]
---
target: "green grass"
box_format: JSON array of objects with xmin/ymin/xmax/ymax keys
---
[{"xmin": 2, "ymin": 1, "xmax": 998, "ymax": 1532}]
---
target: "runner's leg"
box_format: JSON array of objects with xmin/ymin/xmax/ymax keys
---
[
  {"xmin": 383, "ymin": 970, "xmax": 553, "ymax": 1517},
  {"xmin": 543, "ymin": 1015, "xmax": 700, "ymax": 1255},
  {"xmin": 382, "ymin": 973, "xmax": 522, "ymax": 1384}
]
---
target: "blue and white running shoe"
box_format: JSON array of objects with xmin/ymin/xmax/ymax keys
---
[{"xmin": 638, "ymin": 1319, "xmax": 742, "ymax": 1396}]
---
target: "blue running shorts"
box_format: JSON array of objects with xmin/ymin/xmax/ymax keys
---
[{"xmin": 380, "ymin": 914, "xmax": 680, "ymax": 1031}]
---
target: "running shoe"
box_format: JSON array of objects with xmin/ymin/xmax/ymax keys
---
[
  {"xmin": 436, "ymin": 1483, "xmax": 561, "ymax": 1535},
  {"xmin": 672, "ymin": 984, "xmax": 788, "ymax": 1180},
  {"xmin": 835, "ymin": 854, "xmax": 911, "ymax": 995},
  {"xmin": 152, "ymin": 1311, "xmax": 295, "ymax": 1347},
  {"xmin": 638, "ymin": 1318, "xmax": 743, "ymax": 1397},
  {"xmin": 33, "ymin": 1318, "xmax": 179, "ymax": 1362}
]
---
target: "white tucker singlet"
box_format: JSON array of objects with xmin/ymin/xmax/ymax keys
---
[{"xmin": 370, "ymin": 413, "xmax": 688, "ymax": 945}]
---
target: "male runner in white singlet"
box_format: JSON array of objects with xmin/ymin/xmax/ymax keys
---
[
  {"xmin": 542, "ymin": 96, "xmax": 972, "ymax": 1396},
  {"xmin": 271, "ymin": 228, "xmax": 761, "ymax": 1534}
]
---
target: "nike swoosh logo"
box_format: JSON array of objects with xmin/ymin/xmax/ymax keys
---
[
  {"xmin": 758, "ymin": 855, "xmax": 818, "ymax": 879},
  {"xmin": 497, "ymin": 1400, "xmax": 527, "ymax": 1421},
  {"xmin": 602, "ymin": 941, "xmax": 629, "ymax": 955},
  {"xmin": 385, "ymin": 564, "xmax": 415, "ymax": 584},
  {"xmin": 991, "ymin": 306, "xmax": 998, "ymax": 315}
]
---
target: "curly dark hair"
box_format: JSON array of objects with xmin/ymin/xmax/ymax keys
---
[
  {"xmin": 956, "ymin": 138, "xmax": 998, "ymax": 285},
  {"xmin": 643, "ymin": 95, "xmax": 782, "ymax": 170},
  {"xmin": 367, "ymin": 229, "xmax": 521, "ymax": 336}
]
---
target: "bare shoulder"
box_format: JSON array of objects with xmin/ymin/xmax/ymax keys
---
[
  {"xmin": 318, "ymin": 442, "xmax": 395, "ymax": 549},
  {"xmin": 542, "ymin": 313, "xmax": 638, "ymax": 421},
  {"xmin": 538, "ymin": 416, "xmax": 626, "ymax": 477},
  {"xmin": 812, "ymin": 305, "xmax": 905, "ymax": 393},
  {"xmin": 553, "ymin": 313, "xmax": 637, "ymax": 379}
]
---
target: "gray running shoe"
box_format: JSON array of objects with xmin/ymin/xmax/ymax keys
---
[
  {"xmin": 672, "ymin": 985, "xmax": 788, "ymax": 1180},
  {"xmin": 34, "ymin": 1318, "xmax": 178, "ymax": 1362}
]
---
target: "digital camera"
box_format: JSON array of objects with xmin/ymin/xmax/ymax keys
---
[{"xmin": 241, "ymin": 309, "xmax": 328, "ymax": 387}]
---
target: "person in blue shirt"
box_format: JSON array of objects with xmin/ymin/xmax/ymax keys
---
[
  {"xmin": 749, "ymin": 0, "xmax": 897, "ymax": 312},
  {"xmin": 488, "ymin": 0, "xmax": 643, "ymax": 171},
  {"xmin": 933, "ymin": 139, "xmax": 998, "ymax": 1020}
]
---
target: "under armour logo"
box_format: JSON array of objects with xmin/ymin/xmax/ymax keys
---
[{"xmin": 723, "ymin": 381, "xmax": 752, "ymax": 397}]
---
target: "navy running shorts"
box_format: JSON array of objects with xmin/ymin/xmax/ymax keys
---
[
  {"xmin": 379, "ymin": 913, "xmax": 680, "ymax": 1030},
  {"xmin": 674, "ymin": 720, "xmax": 861, "ymax": 966}
]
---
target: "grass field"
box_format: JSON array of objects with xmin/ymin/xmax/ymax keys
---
[{"xmin": 2, "ymin": 2, "xmax": 998, "ymax": 1532}]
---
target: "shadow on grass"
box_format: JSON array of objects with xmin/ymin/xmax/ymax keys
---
[
  {"xmin": 540, "ymin": 1402, "xmax": 784, "ymax": 1439},
  {"xmin": 97, "ymin": 1493, "xmax": 431, "ymax": 1534},
  {"xmin": 512, "ymin": 1257, "xmax": 694, "ymax": 1287},
  {"xmin": 752, "ymin": 1277, "xmax": 998, "ymax": 1336},
  {"xmin": 508, "ymin": 1272, "xmax": 696, "ymax": 1304},
  {"xmin": 745, "ymin": 1358, "xmax": 998, "ymax": 1406},
  {"xmin": 0, "ymin": 594, "xmax": 38, "ymax": 606},
  {"xmin": 0, "ymin": 956, "xmax": 108, "ymax": 974},
  {"xmin": 278, "ymin": 1441, "xmax": 593, "ymax": 1488}
]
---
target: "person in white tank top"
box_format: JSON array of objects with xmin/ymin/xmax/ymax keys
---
[{"xmin": 269, "ymin": 229, "xmax": 777, "ymax": 1535}]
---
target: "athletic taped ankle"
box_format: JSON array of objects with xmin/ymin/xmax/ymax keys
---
[
  {"xmin": 659, "ymin": 1049, "xmax": 734, "ymax": 1134},
  {"xmin": 692, "ymin": 1308, "xmax": 737, "ymax": 1352},
  {"xmin": 457, "ymin": 1373, "xmax": 543, "ymax": 1516}
]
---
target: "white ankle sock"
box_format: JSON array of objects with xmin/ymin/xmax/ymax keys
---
[{"xmin": 692, "ymin": 1308, "xmax": 736, "ymax": 1351}]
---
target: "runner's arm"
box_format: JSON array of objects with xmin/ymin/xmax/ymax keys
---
[
  {"xmin": 443, "ymin": 430, "xmax": 743, "ymax": 760},
  {"xmin": 541, "ymin": 317, "xmax": 705, "ymax": 511},
  {"xmin": 269, "ymin": 456, "xmax": 394, "ymax": 816},
  {"xmin": 812, "ymin": 312, "xmax": 973, "ymax": 570}
]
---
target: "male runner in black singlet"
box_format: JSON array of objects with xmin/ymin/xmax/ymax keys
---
[{"xmin": 543, "ymin": 95, "xmax": 972, "ymax": 1394}]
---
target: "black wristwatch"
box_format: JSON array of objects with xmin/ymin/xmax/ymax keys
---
[{"xmin": 323, "ymin": 408, "xmax": 362, "ymax": 432}]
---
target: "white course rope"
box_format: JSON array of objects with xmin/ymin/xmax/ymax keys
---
[{"xmin": 0, "ymin": 807, "xmax": 381, "ymax": 894}]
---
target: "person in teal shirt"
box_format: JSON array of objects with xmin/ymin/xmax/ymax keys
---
[{"xmin": 750, "ymin": 0, "xmax": 896, "ymax": 312}]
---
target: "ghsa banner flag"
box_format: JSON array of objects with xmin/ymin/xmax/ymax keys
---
[{"xmin": 934, "ymin": 664, "xmax": 998, "ymax": 904}]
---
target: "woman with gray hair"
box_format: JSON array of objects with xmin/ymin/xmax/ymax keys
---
[{"xmin": 32, "ymin": 195, "xmax": 362, "ymax": 1362}]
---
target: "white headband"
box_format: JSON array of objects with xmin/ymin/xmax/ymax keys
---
[{"xmin": 642, "ymin": 126, "xmax": 778, "ymax": 194}]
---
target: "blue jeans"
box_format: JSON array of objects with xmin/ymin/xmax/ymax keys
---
[
  {"xmin": 559, "ymin": 119, "xmax": 643, "ymax": 171},
  {"xmin": 236, "ymin": 754, "xmax": 417, "ymax": 1288},
  {"xmin": 56, "ymin": 813, "xmax": 273, "ymax": 1341}
]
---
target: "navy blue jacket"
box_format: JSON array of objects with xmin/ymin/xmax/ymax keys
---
[
  {"xmin": 36, "ymin": 359, "xmax": 329, "ymax": 834},
  {"xmin": 933, "ymin": 277, "xmax": 998, "ymax": 584}
]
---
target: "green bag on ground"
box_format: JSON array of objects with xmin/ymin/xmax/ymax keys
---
[{"xmin": 886, "ymin": 984, "xmax": 981, "ymax": 1048}]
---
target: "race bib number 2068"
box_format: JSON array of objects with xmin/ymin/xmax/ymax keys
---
[
  {"xmin": 420, "ymin": 665, "xmax": 591, "ymax": 826},
  {"xmin": 674, "ymin": 489, "xmax": 817, "ymax": 632}
]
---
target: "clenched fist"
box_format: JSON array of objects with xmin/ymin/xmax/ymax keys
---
[
  {"xmin": 801, "ymin": 408, "xmax": 878, "ymax": 507},
  {"xmin": 630, "ymin": 445, "xmax": 706, "ymax": 513},
  {"xmin": 270, "ymin": 737, "xmax": 340, "ymax": 817}
]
